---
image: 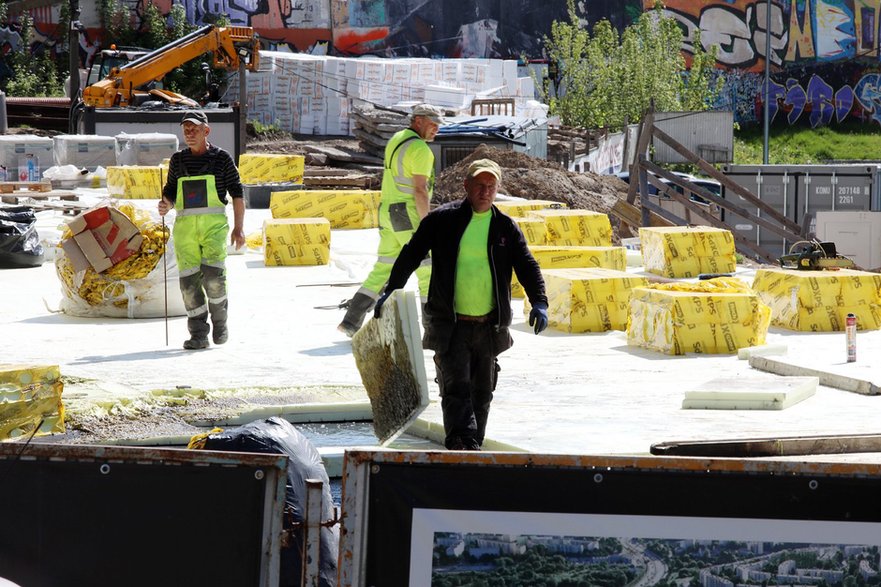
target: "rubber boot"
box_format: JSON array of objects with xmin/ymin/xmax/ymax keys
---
[{"xmin": 337, "ymin": 292, "xmax": 376, "ymax": 337}]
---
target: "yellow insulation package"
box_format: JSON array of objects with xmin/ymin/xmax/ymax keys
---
[
  {"xmin": 0, "ymin": 364, "xmax": 64, "ymax": 440},
  {"xmin": 494, "ymin": 199, "xmax": 565, "ymax": 218},
  {"xmin": 106, "ymin": 166, "xmax": 164, "ymax": 199},
  {"xmin": 55, "ymin": 203, "xmax": 187, "ymax": 318},
  {"xmin": 264, "ymin": 218, "xmax": 330, "ymax": 266},
  {"xmin": 528, "ymin": 209, "xmax": 612, "ymax": 246},
  {"xmin": 512, "ymin": 217, "xmax": 547, "ymax": 246},
  {"xmin": 537, "ymin": 268, "xmax": 648, "ymax": 333},
  {"xmin": 639, "ymin": 226, "xmax": 737, "ymax": 278},
  {"xmin": 627, "ymin": 277, "xmax": 771, "ymax": 355},
  {"xmin": 270, "ymin": 190, "xmax": 381, "ymax": 229},
  {"xmin": 512, "ymin": 245, "xmax": 627, "ymax": 298},
  {"xmin": 752, "ymin": 267, "xmax": 881, "ymax": 331},
  {"xmin": 238, "ymin": 153, "xmax": 305, "ymax": 184}
]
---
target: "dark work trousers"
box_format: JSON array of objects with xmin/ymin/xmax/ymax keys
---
[
  {"xmin": 179, "ymin": 264, "xmax": 228, "ymax": 339},
  {"xmin": 433, "ymin": 321, "xmax": 500, "ymax": 449}
]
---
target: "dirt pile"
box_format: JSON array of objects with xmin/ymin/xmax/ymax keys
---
[{"xmin": 433, "ymin": 144, "xmax": 627, "ymax": 216}]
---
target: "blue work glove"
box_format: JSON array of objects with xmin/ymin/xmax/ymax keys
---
[
  {"xmin": 528, "ymin": 302, "xmax": 548, "ymax": 335},
  {"xmin": 373, "ymin": 291, "xmax": 392, "ymax": 319}
]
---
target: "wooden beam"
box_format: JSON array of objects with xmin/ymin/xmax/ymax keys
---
[
  {"xmin": 626, "ymin": 111, "xmax": 653, "ymax": 204},
  {"xmin": 652, "ymin": 433, "xmax": 881, "ymax": 458}
]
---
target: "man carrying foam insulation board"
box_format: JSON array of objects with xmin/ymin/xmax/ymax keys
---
[
  {"xmin": 157, "ymin": 110, "xmax": 245, "ymax": 350},
  {"xmin": 338, "ymin": 103, "xmax": 445, "ymax": 337},
  {"xmin": 375, "ymin": 159, "xmax": 548, "ymax": 450}
]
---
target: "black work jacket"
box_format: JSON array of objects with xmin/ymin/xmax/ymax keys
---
[{"xmin": 387, "ymin": 198, "xmax": 547, "ymax": 354}]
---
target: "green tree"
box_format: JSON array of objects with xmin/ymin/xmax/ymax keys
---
[
  {"xmin": 5, "ymin": 14, "xmax": 64, "ymax": 96},
  {"xmin": 543, "ymin": 0, "xmax": 719, "ymax": 129}
]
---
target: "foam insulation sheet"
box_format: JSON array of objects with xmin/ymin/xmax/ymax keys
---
[
  {"xmin": 263, "ymin": 218, "xmax": 330, "ymax": 266},
  {"xmin": 238, "ymin": 153, "xmax": 305, "ymax": 184},
  {"xmin": 270, "ymin": 189, "xmax": 381, "ymax": 229},
  {"xmin": 528, "ymin": 209, "xmax": 612, "ymax": 246},
  {"xmin": 53, "ymin": 134, "xmax": 117, "ymax": 169},
  {"xmin": 627, "ymin": 277, "xmax": 771, "ymax": 355},
  {"xmin": 351, "ymin": 290, "xmax": 429, "ymax": 445},
  {"xmin": 0, "ymin": 364, "xmax": 64, "ymax": 440},
  {"xmin": 682, "ymin": 376, "xmax": 818, "ymax": 410},
  {"xmin": 639, "ymin": 226, "xmax": 737, "ymax": 278},
  {"xmin": 512, "ymin": 245, "xmax": 628, "ymax": 298},
  {"xmin": 538, "ymin": 268, "xmax": 649, "ymax": 333},
  {"xmin": 751, "ymin": 267, "xmax": 881, "ymax": 331},
  {"xmin": 106, "ymin": 166, "xmax": 163, "ymax": 199}
]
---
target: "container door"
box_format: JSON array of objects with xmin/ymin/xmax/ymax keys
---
[{"xmin": 720, "ymin": 165, "xmax": 760, "ymax": 250}]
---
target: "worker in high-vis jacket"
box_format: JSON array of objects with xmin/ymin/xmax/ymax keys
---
[
  {"xmin": 337, "ymin": 103, "xmax": 444, "ymax": 337},
  {"xmin": 158, "ymin": 110, "xmax": 245, "ymax": 350}
]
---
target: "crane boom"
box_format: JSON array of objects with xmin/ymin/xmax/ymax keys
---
[{"xmin": 82, "ymin": 25, "xmax": 260, "ymax": 108}]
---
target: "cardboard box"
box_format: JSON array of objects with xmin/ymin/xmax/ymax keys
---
[{"xmin": 62, "ymin": 206, "xmax": 143, "ymax": 273}]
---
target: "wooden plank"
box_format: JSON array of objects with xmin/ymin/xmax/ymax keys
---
[
  {"xmin": 650, "ymin": 125, "xmax": 802, "ymax": 233},
  {"xmin": 610, "ymin": 198, "xmax": 674, "ymax": 229},
  {"xmin": 651, "ymin": 433, "xmax": 881, "ymax": 458},
  {"xmin": 0, "ymin": 181, "xmax": 52, "ymax": 193},
  {"xmin": 304, "ymin": 176, "xmax": 373, "ymax": 188},
  {"xmin": 626, "ymin": 112, "xmax": 653, "ymax": 204},
  {"xmin": 642, "ymin": 159, "xmax": 803, "ymax": 246}
]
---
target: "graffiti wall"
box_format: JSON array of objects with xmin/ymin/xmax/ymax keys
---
[{"xmin": 649, "ymin": 1, "xmax": 881, "ymax": 126}]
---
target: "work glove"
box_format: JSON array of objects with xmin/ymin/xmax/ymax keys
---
[
  {"xmin": 528, "ymin": 302, "xmax": 548, "ymax": 335},
  {"xmin": 373, "ymin": 291, "xmax": 392, "ymax": 319}
]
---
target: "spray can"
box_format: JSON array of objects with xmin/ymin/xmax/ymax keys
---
[{"xmin": 846, "ymin": 313, "xmax": 857, "ymax": 363}]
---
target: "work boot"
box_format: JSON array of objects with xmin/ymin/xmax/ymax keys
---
[
  {"xmin": 212, "ymin": 324, "xmax": 228, "ymax": 345},
  {"xmin": 337, "ymin": 292, "xmax": 376, "ymax": 338},
  {"xmin": 183, "ymin": 337, "xmax": 209, "ymax": 350}
]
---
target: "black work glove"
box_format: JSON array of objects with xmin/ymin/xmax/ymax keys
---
[
  {"xmin": 528, "ymin": 302, "xmax": 548, "ymax": 335},
  {"xmin": 373, "ymin": 291, "xmax": 391, "ymax": 319}
]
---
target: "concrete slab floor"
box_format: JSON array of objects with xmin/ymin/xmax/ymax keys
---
[{"xmin": 4, "ymin": 196, "xmax": 881, "ymax": 462}]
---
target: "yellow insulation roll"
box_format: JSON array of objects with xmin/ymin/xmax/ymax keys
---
[
  {"xmin": 535, "ymin": 268, "xmax": 648, "ymax": 333},
  {"xmin": 752, "ymin": 267, "xmax": 881, "ymax": 331},
  {"xmin": 270, "ymin": 190, "xmax": 381, "ymax": 229},
  {"xmin": 264, "ymin": 218, "xmax": 331, "ymax": 266},
  {"xmin": 238, "ymin": 153, "xmax": 305, "ymax": 184},
  {"xmin": 0, "ymin": 363, "xmax": 64, "ymax": 439},
  {"xmin": 639, "ymin": 226, "xmax": 737, "ymax": 278},
  {"xmin": 627, "ymin": 277, "xmax": 771, "ymax": 355},
  {"xmin": 106, "ymin": 166, "xmax": 164, "ymax": 199},
  {"xmin": 512, "ymin": 245, "xmax": 627, "ymax": 298},
  {"xmin": 528, "ymin": 209, "xmax": 612, "ymax": 246}
]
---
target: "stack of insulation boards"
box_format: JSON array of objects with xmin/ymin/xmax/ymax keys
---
[
  {"xmin": 527, "ymin": 268, "xmax": 648, "ymax": 333},
  {"xmin": 528, "ymin": 209, "xmax": 613, "ymax": 246},
  {"xmin": 512, "ymin": 245, "xmax": 627, "ymax": 298},
  {"xmin": 640, "ymin": 226, "xmax": 737, "ymax": 278},
  {"xmin": 263, "ymin": 218, "xmax": 331, "ymax": 266},
  {"xmin": 115, "ymin": 133, "xmax": 178, "ymax": 166},
  {"xmin": 627, "ymin": 277, "xmax": 771, "ymax": 355},
  {"xmin": 496, "ymin": 199, "xmax": 566, "ymax": 247},
  {"xmin": 752, "ymin": 267, "xmax": 881, "ymax": 331},
  {"xmin": 106, "ymin": 166, "xmax": 163, "ymax": 199},
  {"xmin": 238, "ymin": 153, "xmax": 305, "ymax": 184},
  {"xmin": 0, "ymin": 364, "xmax": 64, "ymax": 440},
  {"xmin": 269, "ymin": 190, "xmax": 381, "ymax": 229}
]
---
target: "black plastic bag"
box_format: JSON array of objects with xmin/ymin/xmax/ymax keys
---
[
  {"xmin": 0, "ymin": 206, "xmax": 44, "ymax": 268},
  {"xmin": 201, "ymin": 417, "xmax": 338, "ymax": 587}
]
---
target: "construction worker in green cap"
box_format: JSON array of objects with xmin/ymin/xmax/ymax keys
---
[
  {"xmin": 337, "ymin": 103, "xmax": 445, "ymax": 337},
  {"xmin": 158, "ymin": 109, "xmax": 245, "ymax": 350}
]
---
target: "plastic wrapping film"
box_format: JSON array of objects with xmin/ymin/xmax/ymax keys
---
[
  {"xmin": 627, "ymin": 277, "xmax": 771, "ymax": 355},
  {"xmin": 528, "ymin": 209, "xmax": 613, "ymax": 246},
  {"xmin": 0, "ymin": 364, "xmax": 64, "ymax": 440},
  {"xmin": 511, "ymin": 217, "xmax": 546, "ymax": 246},
  {"xmin": 494, "ymin": 199, "xmax": 566, "ymax": 218},
  {"xmin": 752, "ymin": 267, "xmax": 881, "ymax": 331},
  {"xmin": 53, "ymin": 134, "xmax": 117, "ymax": 169},
  {"xmin": 639, "ymin": 226, "xmax": 737, "ymax": 278},
  {"xmin": 525, "ymin": 268, "xmax": 649, "ymax": 333},
  {"xmin": 512, "ymin": 245, "xmax": 627, "ymax": 298},
  {"xmin": 114, "ymin": 133, "xmax": 179, "ymax": 166},
  {"xmin": 55, "ymin": 203, "xmax": 186, "ymax": 318},
  {"xmin": 106, "ymin": 166, "xmax": 164, "ymax": 199},
  {"xmin": 264, "ymin": 218, "xmax": 331, "ymax": 266},
  {"xmin": 238, "ymin": 153, "xmax": 305, "ymax": 184},
  {"xmin": 270, "ymin": 189, "xmax": 380, "ymax": 229},
  {"xmin": 0, "ymin": 134, "xmax": 53, "ymax": 181}
]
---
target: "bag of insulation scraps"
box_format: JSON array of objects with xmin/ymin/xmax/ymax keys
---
[{"xmin": 55, "ymin": 203, "xmax": 186, "ymax": 318}]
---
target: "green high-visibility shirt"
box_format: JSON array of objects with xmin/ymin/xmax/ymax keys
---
[{"xmin": 454, "ymin": 209, "xmax": 495, "ymax": 316}]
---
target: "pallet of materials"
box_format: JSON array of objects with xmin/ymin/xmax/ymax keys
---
[
  {"xmin": 639, "ymin": 226, "xmax": 737, "ymax": 278},
  {"xmin": 512, "ymin": 245, "xmax": 627, "ymax": 298},
  {"xmin": 270, "ymin": 189, "xmax": 380, "ymax": 229},
  {"xmin": 263, "ymin": 218, "xmax": 330, "ymax": 266},
  {"xmin": 528, "ymin": 209, "xmax": 612, "ymax": 246}
]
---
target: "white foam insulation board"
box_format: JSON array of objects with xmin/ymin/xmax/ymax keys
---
[{"xmin": 682, "ymin": 376, "xmax": 819, "ymax": 410}]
